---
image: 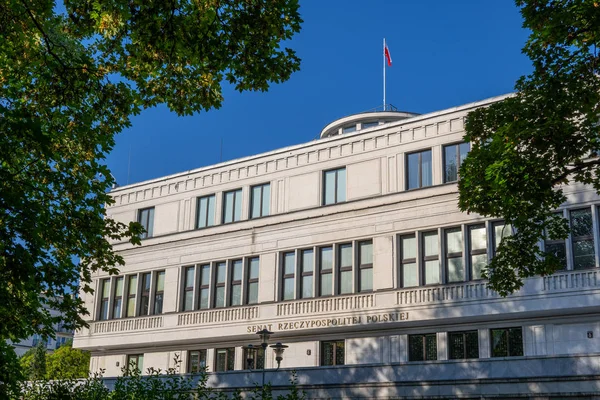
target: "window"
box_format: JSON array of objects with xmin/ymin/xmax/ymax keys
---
[
  {"xmin": 321, "ymin": 340, "xmax": 345, "ymax": 366},
  {"xmin": 469, "ymin": 225, "xmax": 487, "ymax": 280},
  {"xmin": 99, "ymin": 279, "xmax": 110, "ymax": 320},
  {"xmin": 126, "ymin": 354, "xmax": 144, "ymax": 375},
  {"xmin": 422, "ymin": 231, "xmax": 440, "ymax": 285},
  {"xmin": 188, "ymin": 350, "xmax": 207, "ymax": 373},
  {"xmin": 408, "ymin": 334, "xmax": 437, "ymax": 361},
  {"xmin": 214, "ymin": 262, "xmax": 226, "ymax": 308},
  {"xmin": 246, "ymin": 258, "xmax": 260, "ymax": 304},
  {"xmin": 493, "ymin": 221, "xmax": 512, "ymax": 254},
  {"xmin": 153, "ymin": 271, "xmax": 165, "ymax": 314},
  {"xmin": 361, "ymin": 121, "xmax": 379, "ymax": 129},
  {"xmin": 319, "ymin": 246, "xmax": 333, "ymax": 296},
  {"xmin": 32, "ymin": 334, "xmax": 40, "ymax": 346},
  {"xmin": 490, "ymin": 327, "xmax": 523, "ymax": 357},
  {"xmin": 183, "ymin": 267, "xmax": 195, "ymax": 311},
  {"xmin": 243, "ymin": 347, "xmax": 265, "ymax": 370},
  {"xmin": 570, "ymin": 208, "xmax": 595, "ymax": 270},
  {"xmin": 230, "ymin": 260, "xmax": 243, "ymax": 306},
  {"xmin": 139, "ymin": 273, "xmax": 151, "ymax": 316},
  {"xmin": 358, "ymin": 240, "xmax": 373, "ymax": 292},
  {"xmin": 323, "ymin": 168, "xmax": 346, "ymax": 205},
  {"xmin": 126, "ymin": 275, "xmax": 137, "ymax": 317},
  {"xmin": 544, "ymin": 212, "xmax": 567, "ymax": 270},
  {"xmin": 196, "ymin": 195, "xmax": 215, "ymax": 229},
  {"xmin": 400, "ymin": 235, "xmax": 418, "ymax": 287},
  {"xmin": 448, "ymin": 331, "xmax": 479, "ymax": 359},
  {"xmin": 342, "ymin": 125, "xmax": 356, "ymax": 134},
  {"xmin": 138, "ymin": 207, "xmax": 154, "ymax": 239},
  {"xmin": 282, "ymin": 252, "xmax": 295, "ymax": 301},
  {"xmin": 112, "ymin": 277, "xmax": 124, "ymax": 319},
  {"xmin": 215, "ymin": 348, "xmax": 235, "ymax": 372},
  {"xmin": 443, "ymin": 142, "xmax": 470, "ymax": 183},
  {"xmin": 338, "ymin": 243, "xmax": 353, "ymax": 294},
  {"xmin": 250, "ymin": 183, "xmax": 270, "ymax": 219},
  {"xmin": 222, "ymin": 189, "xmax": 242, "ymax": 224},
  {"xmin": 407, "ymin": 150, "xmax": 432, "ymax": 190},
  {"xmin": 300, "ymin": 249, "xmax": 314, "ymax": 298},
  {"xmin": 199, "ymin": 265, "xmax": 210, "ymax": 309},
  {"xmin": 445, "ymin": 228, "xmax": 464, "ymax": 282}
]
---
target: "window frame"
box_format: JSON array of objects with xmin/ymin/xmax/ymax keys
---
[
  {"xmin": 125, "ymin": 275, "xmax": 137, "ymax": 318},
  {"xmin": 299, "ymin": 249, "xmax": 314, "ymax": 299},
  {"xmin": 139, "ymin": 272, "xmax": 151, "ymax": 316},
  {"xmin": 444, "ymin": 227, "xmax": 464, "ymax": 283},
  {"xmin": 570, "ymin": 207, "xmax": 596, "ymax": 270},
  {"xmin": 322, "ymin": 167, "xmax": 346, "ymax": 206},
  {"xmin": 490, "ymin": 327, "xmax": 523, "ymax": 358},
  {"xmin": 196, "ymin": 194, "xmax": 216, "ymax": 229},
  {"xmin": 112, "ymin": 276, "xmax": 124, "ymax": 319},
  {"xmin": 214, "ymin": 347, "xmax": 235, "ymax": 372},
  {"xmin": 448, "ymin": 330, "xmax": 479, "ymax": 360},
  {"xmin": 358, "ymin": 240, "xmax": 373, "ymax": 292},
  {"xmin": 246, "ymin": 257, "xmax": 260, "ymax": 305},
  {"xmin": 183, "ymin": 266, "xmax": 195, "ymax": 312},
  {"xmin": 214, "ymin": 262, "xmax": 227, "ymax": 308},
  {"xmin": 243, "ymin": 347, "xmax": 265, "ymax": 370},
  {"xmin": 250, "ymin": 183, "xmax": 270, "ymax": 219},
  {"xmin": 399, "ymin": 234, "xmax": 418, "ymax": 288},
  {"xmin": 229, "ymin": 259, "xmax": 243, "ymax": 306},
  {"xmin": 408, "ymin": 333, "xmax": 437, "ymax": 361},
  {"xmin": 188, "ymin": 349, "xmax": 207, "ymax": 374},
  {"xmin": 320, "ymin": 340, "xmax": 345, "ymax": 366},
  {"xmin": 222, "ymin": 188, "xmax": 242, "ymax": 224},
  {"xmin": 281, "ymin": 251, "xmax": 296, "ymax": 301},
  {"xmin": 544, "ymin": 211, "xmax": 567, "ymax": 271},
  {"xmin": 152, "ymin": 271, "xmax": 165, "ymax": 315},
  {"xmin": 138, "ymin": 207, "xmax": 155, "ymax": 239},
  {"xmin": 318, "ymin": 246, "xmax": 334, "ymax": 296},
  {"xmin": 198, "ymin": 264, "xmax": 211, "ymax": 310},
  {"xmin": 421, "ymin": 230, "xmax": 440, "ymax": 285},
  {"xmin": 468, "ymin": 224, "xmax": 488, "ymax": 281},
  {"xmin": 126, "ymin": 354, "xmax": 144, "ymax": 375},
  {"xmin": 406, "ymin": 149, "xmax": 433, "ymax": 190},
  {"xmin": 337, "ymin": 243, "xmax": 353, "ymax": 295},
  {"xmin": 443, "ymin": 142, "xmax": 470, "ymax": 183},
  {"xmin": 99, "ymin": 278, "xmax": 110, "ymax": 321}
]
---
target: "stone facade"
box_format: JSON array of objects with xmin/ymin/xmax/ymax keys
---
[{"xmin": 74, "ymin": 94, "xmax": 600, "ymax": 398}]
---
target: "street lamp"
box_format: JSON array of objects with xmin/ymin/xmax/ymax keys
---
[{"xmin": 245, "ymin": 329, "xmax": 288, "ymax": 393}]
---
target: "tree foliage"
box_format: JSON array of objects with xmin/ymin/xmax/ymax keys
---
[
  {"xmin": 0, "ymin": 341, "xmax": 22, "ymax": 399},
  {"xmin": 459, "ymin": 0, "xmax": 600, "ymax": 294},
  {"xmin": 46, "ymin": 340, "xmax": 91, "ymax": 380},
  {"xmin": 0, "ymin": 0, "xmax": 301, "ymax": 348}
]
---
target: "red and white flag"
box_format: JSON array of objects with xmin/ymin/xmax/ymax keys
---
[{"xmin": 384, "ymin": 44, "xmax": 392, "ymax": 67}]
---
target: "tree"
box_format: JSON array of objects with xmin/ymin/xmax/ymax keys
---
[
  {"xmin": 46, "ymin": 340, "xmax": 91, "ymax": 380},
  {"xmin": 458, "ymin": 0, "xmax": 600, "ymax": 295},
  {"xmin": 0, "ymin": 0, "xmax": 301, "ymax": 354},
  {"xmin": 0, "ymin": 342, "xmax": 22, "ymax": 399},
  {"xmin": 29, "ymin": 343, "xmax": 48, "ymax": 381}
]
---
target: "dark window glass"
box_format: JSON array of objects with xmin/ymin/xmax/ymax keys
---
[
  {"xmin": 338, "ymin": 243, "xmax": 353, "ymax": 294},
  {"xmin": 319, "ymin": 246, "xmax": 333, "ymax": 296},
  {"xmin": 230, "ymin": 260, "xmax": 243, "ymax": 306},
  {"xmin": 112, "ymin": 277, "xmax": 124, "ymax": 319},
  {"xmin": 153, "ymin": 271, "xmax": 165, "ymax": 314},
  {"xmin": 400, "ymin": 235, "xmax": 418, "ymax": 287},
  {"xmin": 408, "ymin": 334, "xmax": 437, "ymax": 361},
  {"xmin": 282, "ymin": 252, "xmax": 295, "ymax": 300},
  {"xmin": 215, "ymin": 348, "xmax": 235, "ymax": 372},
  {"xmin": 138, "ymin": 207, "xmax": 154, "ymax": 239},
  {"xmin": 490, "ymin": 327, "xmax": 523, "ymax": 357},
  {"xmin": 243, "ymin": 347, "xmax": 265, "ymax": 370},
  {"xmin": 188, "ymin": 350, "xmax": 207, "ymax": 373},
  {"xmin": 196, "ymin": 195, "xmax": 215, "ymax": 228},
  {"xmin": 448, "ymin": 331, "xmax": 479, "ymax": 359},
  {"xmin": 323, "ymin": 168, "xmax": 346, "ymax": 205},
  {"xmin": 214, "ymin": 262, "xmax": 226, "ymax": 308},
  {"xmin": 300, "ymin": 249, "xmax": 314, "ymax": 299},
  {"xmin": 469, "ymin": 225, "xmax": 487, "ymax": 280},
  {"xmin": 570, "ymin": 208, "xmax": 595, "ymax": 270},
  {"xmin": 359, "ymin": 241, "xmax": 373, "ymax": 292},
  {"xmin": 139, "ymin": 273, "xmax": 151, "ymax": 316},
  {"xmin": 247, "ymin": 257, "xmax": 259, "ymax": 304},
  {"xmin": 183, "ymin": 267, "xmax": 195, "ymax": 311},
  {"xmin": 199, "ymin": 264, "xmax": 210, "ymax": 309},
  {"xmin": 545, "ymin": 212, "xmax": 567, "ymax": 270},
  {"xmin": 445, "ymin": 228, "xmax": 464, "ymax": 282},
  {"xmin": 321, "ymin": 340, "xmax": 345, "ymax": 366},
  {"xmin": 99, "ymin": 279, "xmax": 110, "ymax": 320},
  {"xmin": 223, "ymin": 189, "xmax": 242, "ymax": 223},
  {"xmin": 361, "ymin": 121, "xmax": 378, "ymax": 129},
  {"xmin": 407, "ymin": 150, "xmax": 432, "ymax": 190},
  {"xmin": 250, "ymin": 183, "xmax": 270, "ymax": 219},
  {"xmin": 444, "ymin": 142, "xmax": 470, "ymax": 183}
]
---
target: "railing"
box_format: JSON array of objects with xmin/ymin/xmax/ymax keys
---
[
  {"xmin": 542, "ymin": 270, "xmax": 599, "ymax": 291},
  {"xmin": 396, "ymin": 282, "xmax": 495, "ymax": 305},
  {"xmin": 277, "ymin": 293, "xmax": 374, "ymax": 316},
  {"xmin": 92, "ymin": 316, "xmax": 163, "ymax": 334},
  {"xmin": 177, "ymin": 306, "xmax": 259, "ymax": 326}
]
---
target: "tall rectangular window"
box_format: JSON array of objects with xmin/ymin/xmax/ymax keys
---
[
  {"xmin": 338, "ymin": 243, "xmax": 353, "ymax": 294},
  {"xmin": 153, "ymin": 271, "xmax": 165, "ymax": 314},
  {"xmin": 214, "ymin": 262, "xmax": 226, "ymax": 308},
  {"xmin": 188, "ymin": 350, "xmax": 207, "ymax": 373},
  {"xmin": 282, "ymin": 252, "xmax": 295, "ymax": 301},
  {"xmin": 126, "ymin": 275, "xmax": 137, "ymax": 317},
  {"xmin": 215, "ymin": 348, "xmax": 235, "ymax": 372},
  {"xmin": 222, "ymin": 189, "xmax": 242, "ymax": 224},
  {"xmin": 319, "ymin": 246, "xmax": 333, "ymax": 296},
  {"xmin": 493, "ymin": 221, "xmax": 512, "ymax": 254},
  {"xmin": 400, "ymin": 235, "xmax": 418, "ymax": 287},
  {"xmin": 449, "ymin": 331, "xmax": 479, "ymax": 359},
  {"xmin": 359, "ymin": 240, "xmax": 373, "ymax": 292},
  {"xmin": 138, "ymin": 207, "xmax": 154, "ymax": 239},
  {"xmin": 321, "ymin": 340, "xmax": 345, "ymax": 366},
  {"xmin": 445, "ymin": 228, "xmax": 464, "ymax": 282},
  {"xmin": 545, "ymin": 212, "xmax": 567, "ymax": 270},
  {"xmin": 230, "ymin": 260, "xmax": 243, "ymax": 306},
  {"xmin": 126, "ymin": 354, "xmax": 144, "ymax": 375},
  {"xmin": 323, "ymin": 168, "xmax": 346, "ymax": 205},
  {"xmin": 422, "ymin": 231, "xmax": 440, "ymax": 285},
  {"xmin": 243, "ymin": 347, "xmax": 265, "ymax": 370},
  {"xmin": 140, "ymin": 273, "xmax": 151, "ymax": 316},
  {"xmin": 407, "ymin": 150, "xmax": 432, "ymax": 190},
  {"xmin": 490, "ymin": 327, "xmax": 523, "ymax": 357},
  {"xmin": 469, "ymin": 225, "xmax": 487, "ymax": 280},
  {"xmin": 196, "ymin": 195, "xmax": 215, "ymax": 229},
  {"xmin": 570, "ymin": 208, "xmax": 595, "ymax": 270},
  {"xmin": 408, "ymin": 334, "xmax": 437, "ymax": 361},
  {"xmin": 444, "ymin": 142, "xmax": 470, "ymax": 183},
  {"xmin": 199, "ymin": 264, "xmax": 210, "ymax": 309},
  {"xmin": 246, "ymin": 257, "xmax": 259, "ymax": 304},
  {"xmin": 99, "ymin": 279, "xmax": 110, "ymax": 320},
  {"xmin": 112, "ymin": 277, "xmax": 124, "ymax": 319},
  {"xmin": 250, "ymin": 183, "xmax": 270, "ymax": 219},
  {"xmin": 183, "ymin": 266, "xmax": 195, "ymax": 311},
  {"xmin": 300, "ymin": 249, "xmax": 314, "ymax": 299}
]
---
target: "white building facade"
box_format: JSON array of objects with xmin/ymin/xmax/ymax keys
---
[{"xmin": 74, "ymin": 95, "xmax": 600, "ymax": 398}]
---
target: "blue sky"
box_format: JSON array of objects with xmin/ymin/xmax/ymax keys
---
[{"xmin": 106, "ymin": 0, "xmax": 531, "ymax": 186}]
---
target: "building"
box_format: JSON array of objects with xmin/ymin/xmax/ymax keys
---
[
  {"xmin": 74, "ymin": 95, "xmax": 600, "ymax": 398},
  {"xmin": 9, "ymin": 315, "xmax": 74, "ymax": 357}
]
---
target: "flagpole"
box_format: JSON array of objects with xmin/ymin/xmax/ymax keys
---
[{"xmin": 383, "ymin": 38, "xmax": 386, "ymax": 111}]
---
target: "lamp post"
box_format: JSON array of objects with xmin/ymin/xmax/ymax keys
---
[{"xmin": 245, "ymin": 329, "xmax": 288, "ymax": 396}]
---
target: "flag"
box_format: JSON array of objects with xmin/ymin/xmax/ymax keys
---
[{"xmin": 384, "ymin": 44, "xmax": 392, "ymax": 67}]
